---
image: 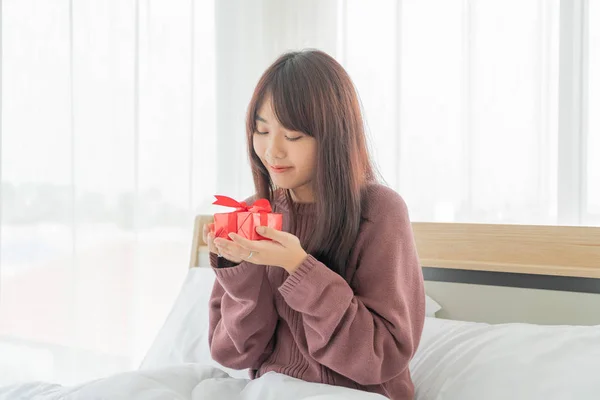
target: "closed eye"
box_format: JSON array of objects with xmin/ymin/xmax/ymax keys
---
[{"xmin": 254, "ymin": 130, "xmax": 302, "ymax": 141}]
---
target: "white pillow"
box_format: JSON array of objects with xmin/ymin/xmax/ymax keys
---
[
  {"xmin": 139, "ymin": 267, "xmax": 250, "ymax": 379},
  {"xmin": 425, "ymin": 294, "xmax": 442, "ymax": 317},
  {"xmin": 140, "ymin": 268, "xmax": 441, "ymax": 376},
  {"xmin": 411, "ymin": 318, "xmax": 600, "ymax": 400}
]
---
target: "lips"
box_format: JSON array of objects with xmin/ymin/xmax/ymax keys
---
[{"xmin": 269, "ymin": 165, "xmax": 292, "ymax": 173}]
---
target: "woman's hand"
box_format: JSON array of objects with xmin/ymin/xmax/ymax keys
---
[
  {"xmin": 214, "ymin": 226, "xmax": 308, "ymax": 274},
  {"xmin": 202, "ymin": 223, "xmax": 244, "ymax": 264}
]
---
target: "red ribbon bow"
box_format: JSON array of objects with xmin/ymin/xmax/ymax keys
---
[{"xmin": 212, "ymin": 195, "xmax": 273, "ymax": 213}]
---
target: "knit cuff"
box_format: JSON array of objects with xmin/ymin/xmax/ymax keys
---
[
  {"xmin": 212, "ymin": 260, "xmax": 251, "ymax": 279},
  {"xmin": 278, "ymin": 254, "xmax": 318, "ymax": 297}
]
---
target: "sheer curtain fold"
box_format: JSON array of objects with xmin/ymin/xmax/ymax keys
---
[{"xmin": 0, "ymin": 0, "xmax": 215, "ymax": 385}]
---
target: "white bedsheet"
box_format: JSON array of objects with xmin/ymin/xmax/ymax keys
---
[
  {"xmin": 4, "ymin": 317, "xmax": 600, "ymax": 399},
  {"xmin": 3, "ymin": 264, "xmax": 600, "ymax": 400},
  {"xmin": 0, "ymin": 364, "xmax": 385, "ymax": 400}
]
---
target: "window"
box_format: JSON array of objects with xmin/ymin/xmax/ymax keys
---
[
  {"xmin": 342, "ymin": 0, "xmax": 585, "ymax": 225},
  {"xmin": 1, "ymin": 0, "xmax": 215, "ymax": 385},
  {"xmin": 587, "ymin": 0, "xmax": 600, "ymax": 223}
]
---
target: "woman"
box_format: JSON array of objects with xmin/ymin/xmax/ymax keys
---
[{"xmin": 202, "ymin": 49, "xmax": 425, "ymax": 400}]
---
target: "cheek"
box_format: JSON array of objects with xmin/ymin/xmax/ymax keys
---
[
  {"xmin": 253, "ymin": 137, "xmax": 265, "ymax": 159},
  {"xmin": 296, "ymin": 143, "xmax": 317, "ymax": 174}
]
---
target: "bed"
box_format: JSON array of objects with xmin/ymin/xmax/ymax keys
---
[{"xmin": 2, "ymin": 217, "xmax": 599, "ymax": 400}]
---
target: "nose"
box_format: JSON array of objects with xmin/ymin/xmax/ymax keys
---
[{"xmin": 265, "ymin": 133, "xmax": 286, "ymax": 160}]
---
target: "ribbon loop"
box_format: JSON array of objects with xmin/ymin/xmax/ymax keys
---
[{"xmin": 213, "ymin": 195, "xmax": 272, "ymax": 213}]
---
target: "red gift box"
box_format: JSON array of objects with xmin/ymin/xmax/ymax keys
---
[{"xmin": 211, "ymin": 195, "xmax": 283, "ymax": 241}]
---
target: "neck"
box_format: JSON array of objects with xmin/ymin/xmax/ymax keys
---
[{"xmin": 290, "ymin": 184, "xmax": 314, "ymax": 203}]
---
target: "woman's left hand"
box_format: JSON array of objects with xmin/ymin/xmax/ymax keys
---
[{"xmin": 214, "ymin": 226, "xmax": 308, "ymax": 274}]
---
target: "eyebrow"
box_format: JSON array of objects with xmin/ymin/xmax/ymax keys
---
[{"xmin": 256, "ymin": 115, "xmax": 267, "ymax": 123}]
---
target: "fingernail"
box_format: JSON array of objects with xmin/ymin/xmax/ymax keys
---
[
  {"xmin": 256, "ymin": 226, "xmax": 265, "ymax": 233},
  {"xmin": 228, "ymin": 232, "xmax": 235, "ymax": 239}
]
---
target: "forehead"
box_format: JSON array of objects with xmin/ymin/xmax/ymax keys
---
[{"xmin": 256, "ymin": 97, "xmax": 278, "ymax": 124}]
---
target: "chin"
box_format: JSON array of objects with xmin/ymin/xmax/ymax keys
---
[
  {"xmin": 271, "ymin": 180, "xmax": 294, "ymax": 190},
  {"xmin": 270, "ymin": 177, "xmax": 299, "ymax": 190}
]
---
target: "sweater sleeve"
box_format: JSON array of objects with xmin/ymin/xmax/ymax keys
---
[
  {"xmin": 278, "ymin": 194, "xmax": 426, "ymax": 386},
  {"xmin": 208, "ymin": 252, "xmax": 278, "ymax": 370}
]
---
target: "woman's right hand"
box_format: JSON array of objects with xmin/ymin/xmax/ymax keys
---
[
  {"xmin": 202, "ymin": 223, "xmax": 218, "ymax": 255},
  {"xmin": 202, "ymin": 224, "xmax": 244, "ymax": 264}
]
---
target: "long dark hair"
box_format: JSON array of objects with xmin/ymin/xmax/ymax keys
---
[{"xmin": 246, "ymin": 49, "xmax": 376, "ymax": 277}]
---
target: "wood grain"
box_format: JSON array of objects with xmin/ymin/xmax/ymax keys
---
[{"xmin": 412, "ymin": 222, "xmax": 600, "ymax": 279}]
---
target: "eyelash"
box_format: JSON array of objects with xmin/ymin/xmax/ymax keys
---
[{"xmin": 255, "ymin": 130, "xmax": 301, "ymax": 142}]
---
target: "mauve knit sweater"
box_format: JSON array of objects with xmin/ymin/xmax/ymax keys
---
[{"xmin": 208, "ymin": 183, "xmax": 425, "ymax": 400}]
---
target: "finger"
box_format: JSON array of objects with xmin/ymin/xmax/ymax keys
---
[
  {"xmin": 220, "ymin": 249, "xmax": 243, "ymax": 263},
  {"xmin": 216, "ymin": 242, "xmax": 246, "ymax": 262},
  {"xmin": 214, "ymin": 237, "xmax": 233, "ymax": 249},
  {"xmin": 228, "ymin": 233, "xmax": 265, "ymax": 251},
  {"xmin": 207, "ymin": 231, "xmax": 217, "ymax": 242},
  {"xmin": 207, "ymin": 232, "xmax": 218, "ymax": 253},
  {"xmin": 255, "ymin": 226, "xmax": 291, "ymax": 244},
  {"xmin": 225, "ymin": 246, "xmax": 256, "ymax": 262},
  {"xmin": 214, "ymin": 237, "xmax": 247, "ymax": 257},
  {"xmin": 204, "ymin": 225, "xmax": 217, "ymax": 247}
]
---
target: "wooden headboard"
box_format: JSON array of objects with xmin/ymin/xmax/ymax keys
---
[
  {"xmin": 412, "ymin": 222, "xmax": 600, "ymax": 279},
  {"xmin": 190, "ymin": 215, "xmax": 600, "ymax": 278},
  {"xmin": 190, "ymin": 215, "xmax": 600, "ymax": 324}
]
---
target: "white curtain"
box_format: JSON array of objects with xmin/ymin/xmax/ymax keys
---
[
  {"xmin": 1, "ymin": 0, "xmax": 216, "ymax": 385},
  {"xmin": 589, "ymin": 0, "xmax": 600, "ymax": 218},
  {"xmin": 0, "ymin": 0, "xmax": 597, "ymax": 386}
]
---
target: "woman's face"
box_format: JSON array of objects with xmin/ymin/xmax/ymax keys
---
[{"xmin": 253, "ymin": 97, "xmax": 317, "ymax": 202}]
